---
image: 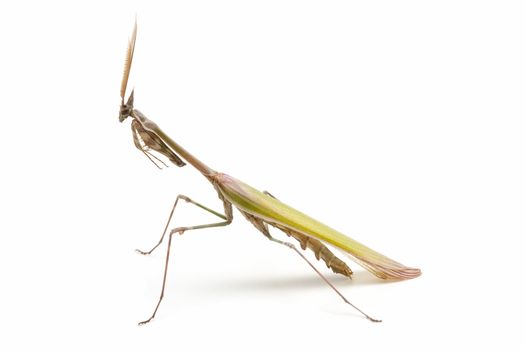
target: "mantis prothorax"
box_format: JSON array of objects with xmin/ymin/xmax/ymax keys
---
[{"xmin": 119, "ymin": 22, "xmax": 421, "ymax": 325}]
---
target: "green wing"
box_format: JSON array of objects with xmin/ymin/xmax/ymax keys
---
[{"xmin": 216, "ymin": 173, "xmax": 421, "ymax": 280}]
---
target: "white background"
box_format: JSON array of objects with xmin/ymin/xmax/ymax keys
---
[{"xmin": 1, "ymin": 1, "xmax": 524, "ymax": 349}]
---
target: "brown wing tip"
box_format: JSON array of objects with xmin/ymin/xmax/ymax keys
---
[
  {"xmin": 351, "ymin": 253, "xmax": 422, "ymax": 281},
  {"xmin": 371, "ymin": 264, "xmax": 422, "ymax": 280},
  {"xmin": 385, "ymin": 267, "xmax": 421, "ymax": 280}
]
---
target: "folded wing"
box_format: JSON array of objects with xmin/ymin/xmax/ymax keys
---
[{"xmin": 216, "ymin": 173, "xmax": 421, "ymax": 280}]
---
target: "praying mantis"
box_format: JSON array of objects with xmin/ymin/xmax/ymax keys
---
[{"xmin": 119, "ymin": 22, "xmax": 421, "ymax": 325}]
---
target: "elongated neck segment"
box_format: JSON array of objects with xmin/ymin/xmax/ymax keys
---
[{"xmin": 154, "ymin": 127, "xmax": 215, "ymax": 176}]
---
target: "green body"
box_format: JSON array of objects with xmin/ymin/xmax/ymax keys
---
[{"xmin": 215, "ymin": 173, "xmax": 421, "ymax": 280}]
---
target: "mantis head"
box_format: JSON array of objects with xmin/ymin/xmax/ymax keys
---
[{"xmin": 119, "ymin": 89, "xmax": 134, "ymax": 122}]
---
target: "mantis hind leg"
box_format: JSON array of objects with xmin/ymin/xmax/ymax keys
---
[
  {"xmin": 262, "ymin": 191, "xmax": 353, "ymax": 278},
  {"xmin": 240, "ymin": 210, "xmax": 380, "ymax": 322}
]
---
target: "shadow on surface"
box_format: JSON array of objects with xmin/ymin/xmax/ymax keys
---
[{"xmin": 203, "ymin": 270, "xmax": 394, "ymax": 294}]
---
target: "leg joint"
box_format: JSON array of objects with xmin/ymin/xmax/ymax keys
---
[
  {"xmin": 177, "ymin": 194, "xmax": 191, "ymax": 202},
  {"xmin": 170, "ymin": 227, "xmax": 186, "ymax": 235}
]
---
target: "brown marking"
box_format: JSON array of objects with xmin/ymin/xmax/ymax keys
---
[
  {"xmin": 239, "ymin": 210, "xmax": 352, "ymax": 278},
  {"xmin": 270, "ymin": 223, "xmax": 353, "ymax": 278}
]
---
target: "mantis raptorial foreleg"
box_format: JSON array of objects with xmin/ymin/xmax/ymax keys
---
[
  {"xmin": 262, "ymin": 191, "xmax": 353, "ymax": 278},
  {"xmin": 240, "ymin": 210, "xmax": 381, "ymax": 322},
  {"xmin": 131, "ymin": 120, "xmax": 169, "ymax": 169},
  {"xmin": 137, "ymin": 195, "xmax": 233, "ymax": 325}
]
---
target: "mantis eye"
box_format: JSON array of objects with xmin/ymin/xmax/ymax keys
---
[{"xmin": 119, "ymin": 106, "xmax": 130, "ymax": 122}]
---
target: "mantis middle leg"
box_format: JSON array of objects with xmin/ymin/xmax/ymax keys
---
[
  {"xmin": 136, "ymin": 194, "xmax": 231, "ymax": 255},
  {"xmin": 137, "ymin": 194, "xmax": 233, "ymax": 325}
]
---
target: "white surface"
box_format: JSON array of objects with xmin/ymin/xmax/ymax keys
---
[{"xmin": 0, "ymin": 1, "xmax": 524, "ymax": 349}]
